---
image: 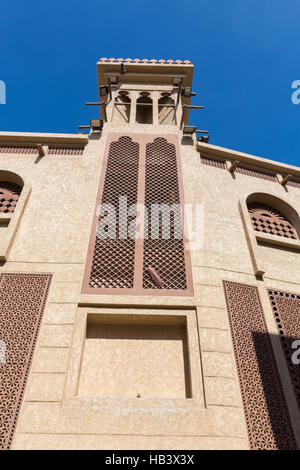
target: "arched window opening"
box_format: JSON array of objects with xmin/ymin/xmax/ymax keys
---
[
  {"xmin": 247, "ymin": 202, "xmax": 298, "ymax": 240},
  {"xmin": 158, "ymin": 92, "xmax": 176, "ymax": 125},
  {"xmin": 0, "ymin": 181, "xmax": 22, "ymax": 214},
  {"xmin": 136, "ymin": 92, "xmax": 153, "ymax": 124},
  {"xmin": 113, "ymin": 91, "xmax": 131, "ymax": 123}
]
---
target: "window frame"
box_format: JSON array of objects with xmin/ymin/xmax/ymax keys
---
[{"xmin": 82, "ymin": 133, "xmax": 194, "ymax": 297}]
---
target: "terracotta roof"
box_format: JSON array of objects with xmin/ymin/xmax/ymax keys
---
[{"xmin": 98, "ymin": 57, "xmax": 192, "ymax": 65}]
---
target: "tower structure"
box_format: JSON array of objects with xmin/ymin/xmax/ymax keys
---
[{"xmin": 0, "ymin": 58, "xmax": 300, "ymax": 450}]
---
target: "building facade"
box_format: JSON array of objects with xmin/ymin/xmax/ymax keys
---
[{"xmin": 0, "ymin": 57, "xmax": 300, "ymax": 450}]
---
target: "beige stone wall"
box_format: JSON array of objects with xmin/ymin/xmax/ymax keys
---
[{"xmin": 0, "ymin": 90, "xmax": 299, "ymax": 449}]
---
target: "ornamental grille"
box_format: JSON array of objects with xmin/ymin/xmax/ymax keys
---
[
  {"xmin": 88, "ymin": 136, "xmax": 139, "ymax": 289},
  {"xmin": 200, "ymin": 153, "xmax": 277, "ymax": 181},
  {"xmin": 48, "ymin": 147, "xmax": 84, "ymax": 155},
  {"xmin": 83, "ymin": 134, "xmax": 192, "ymax": 296},
  {"xmin": 0, "ymin": 181, "xmax": 22, "ymax": 213},
  {"xmin": 268, "ymin": 289, "xmax": 300, "ymax": 411},
  {"xmin": 287, "ymin": 178, "xmax": 300, "ymax": 188},
  {"xmin": 247, "ymin": 202, "xmax": 297, "ymax": 239},
  {"xmin": 0, "ymin": 146, "xmax": 84, "ymax": 156},
  {"xmin": 235, "ymin": 165, "xmax": 277, "ymax": 181},
  {"xmin": 143, "ymin": 138, "xmax": 187, "ymax": 290},
  {"xmin": 0, "ymin": 273, "xmax": 52, "ymax": 450},
  {"xmin": 200, "ymin": 154, "xmax": 226, "ymax": 169},
  {"xmin": 0, "ymin": 146, "xmax": 37, "ymax": 154},
  {"xmin": 0, "ymin": 145, "xmax": 38, "ymax": 154},
  {"xmin": 223, "ymin": 280, "xmax": 297, "ymax": 450}
]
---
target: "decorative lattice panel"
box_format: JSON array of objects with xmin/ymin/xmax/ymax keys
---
[
  {"xmin": 248, "ymin": 202, "xmax": 297, "ymax": 239},
  {"xmin": 0, "ymin": 146, "xmax": 84, "ymax": 156},
  {"xmin": 268, "ymin": 289, "xmax": 300, "ymax": 410},
  {"xmin": 48, "ymin": 147, "xmax": 84, "ymax": 155},
  {"xmin": 0, "ymin": 146, "xmax": 37, "ymax": 154},
  {"xmin": 200, "ymin": 154, "xmax": 226, "ymax": 169},
  {"xmin": 236, "ymin": 165, "xmax": 277, "ymax": 181},
  {"xmin": 200, "ymin": 153, "xmax": 277, "ymax": 182},
  {"xmin": 142, "ymin": 137, "xmax": 187, "ymax": 290},
  {"xmin": 0, "ymin": 273, "xmax": 52, "ymax": 450},
  {"xmin": 83, "ymin": 134, "xmax": 192, "ymax": 296},
  {"xmin": 0, "ymin": 181, "xmax": 22, "ymax": 213},
  {"xmin": 287, "ymin": 178, "xmax": 300, "ymax": 189},
  {"xmin": 88, "ymin": 136, "xmax": 139, "ymax": 289},
  {"xmin": 223, "ymin": 281, "xmax": 297, "ymax": 450}
]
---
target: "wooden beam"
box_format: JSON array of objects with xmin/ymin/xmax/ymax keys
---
[
  {"xmin": 36, "ymin": 143, "xmax": 45, "ymax": 157},
  {"xmin": 228, "ymin": 160, "xmax": 239, "ymax": 173},
  {"xmin": 281, "ymin": 174, "xmax": 292, "ymax": 185},
  {"xmin": 182, "ymin": 105, "xmax": 204, "ymax": 109}
]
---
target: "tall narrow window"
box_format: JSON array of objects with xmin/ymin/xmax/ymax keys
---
[
  {"xmin": 83, "ymin": 134, "xmax": 193, "ymax": 296},
  {"xmin": 142, "ymin": 138, "xmax": 187, "ymax": 290},
  {"xmin": 113, "ymin": 91, "xmax": 131, "ymax": 124},
  {"xmin": 158, "ymin": 93, "xmax": 176, "ymax": 125},
  {"xmin": 87, "ymin": 136, "xmax": 139, "ymax": 289},
  {"xmin": 136, "ymin": 92, "xmax": 153, "ymax": 124}
]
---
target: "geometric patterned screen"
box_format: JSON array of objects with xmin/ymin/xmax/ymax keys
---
[
  {"xmin": 142, "ymin": 138, "xmax": 187, "ymax": 290},
  {"xmin": 0, "ymin": 273, "xmax": 52, "ymax": 450},
  {"xmin": 200, "ymin": 154, "xmax": 277, "ymax": 181},
  {"xmin": 88, "ymin": 136, "xmax": 139, "ymax": 289},
  {"xmin": 0, "ymin": 181, "xmax": 22, "ymax": 214},
  {"xmin": 0, "ymin": 146, "xmax": 84, "ymax": 156},
  {"xmin": 247, "ymin": 202, "xmax": 297, "ymax": 239},
  {"xmin": 82, "ymin": 134, "xmax": 193, "ymax": 296},
  {"xmin": 235, "ymin": 166, "xmax": 277, "ymax": 181},
  {"xmin": 223, "ymin": 280, "xmax": 297, "ymax": 450},
  {"xmin": 268, "ymin": 289, "xmax": 300, "ymax": 411}
]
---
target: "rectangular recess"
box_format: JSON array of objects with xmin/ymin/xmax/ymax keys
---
[{"xmin": 77, "ymin": 313, "xmax": 192, "ymax": 399}]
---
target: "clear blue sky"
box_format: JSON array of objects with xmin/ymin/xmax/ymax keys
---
[{"xmin": 1, "ymin": 0, "xmax": 300, "ymax": 166}]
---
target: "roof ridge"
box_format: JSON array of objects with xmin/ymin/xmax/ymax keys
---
[{"xmin": 98, "ymin": 57, "xmax": 192, "ymax": 65}]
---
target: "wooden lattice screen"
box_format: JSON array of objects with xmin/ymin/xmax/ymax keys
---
[{"xmin": 82, "ymin": 134, "xmax": 193, "ymax": 296}]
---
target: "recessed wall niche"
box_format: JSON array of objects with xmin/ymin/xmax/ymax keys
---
[
  {"xmin": 136, "ymin": 92, "xmax": 153, "ymax": 124},
  {"xmin": 113, "ymin": 91, "xmax": 131, "ymax": 124},
  {"xmin": 78, "ymin": 313, "xmax": 192, "ymax": 399},
  {"xmin": 158, "ymin": 92, "xmax": 176, "ymax": 125}
]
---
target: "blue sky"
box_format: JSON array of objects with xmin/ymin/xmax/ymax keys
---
[{"xmin": 1, "ymin": 0, "xmax": 300, "ymax": 166}]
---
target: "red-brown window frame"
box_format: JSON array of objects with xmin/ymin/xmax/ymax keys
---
[{"xmin": 82, "ymin": 133, "xmax": 194, "ymax": 297}]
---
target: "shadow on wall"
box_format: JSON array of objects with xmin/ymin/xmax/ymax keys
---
[{"xmin": 252, "ymin": 331, "xmax": 300, "ymax": 450}]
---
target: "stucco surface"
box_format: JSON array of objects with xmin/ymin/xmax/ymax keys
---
[{"xmin": 0, "ymin": 74, "xmax": 299, "ymax": 450}]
